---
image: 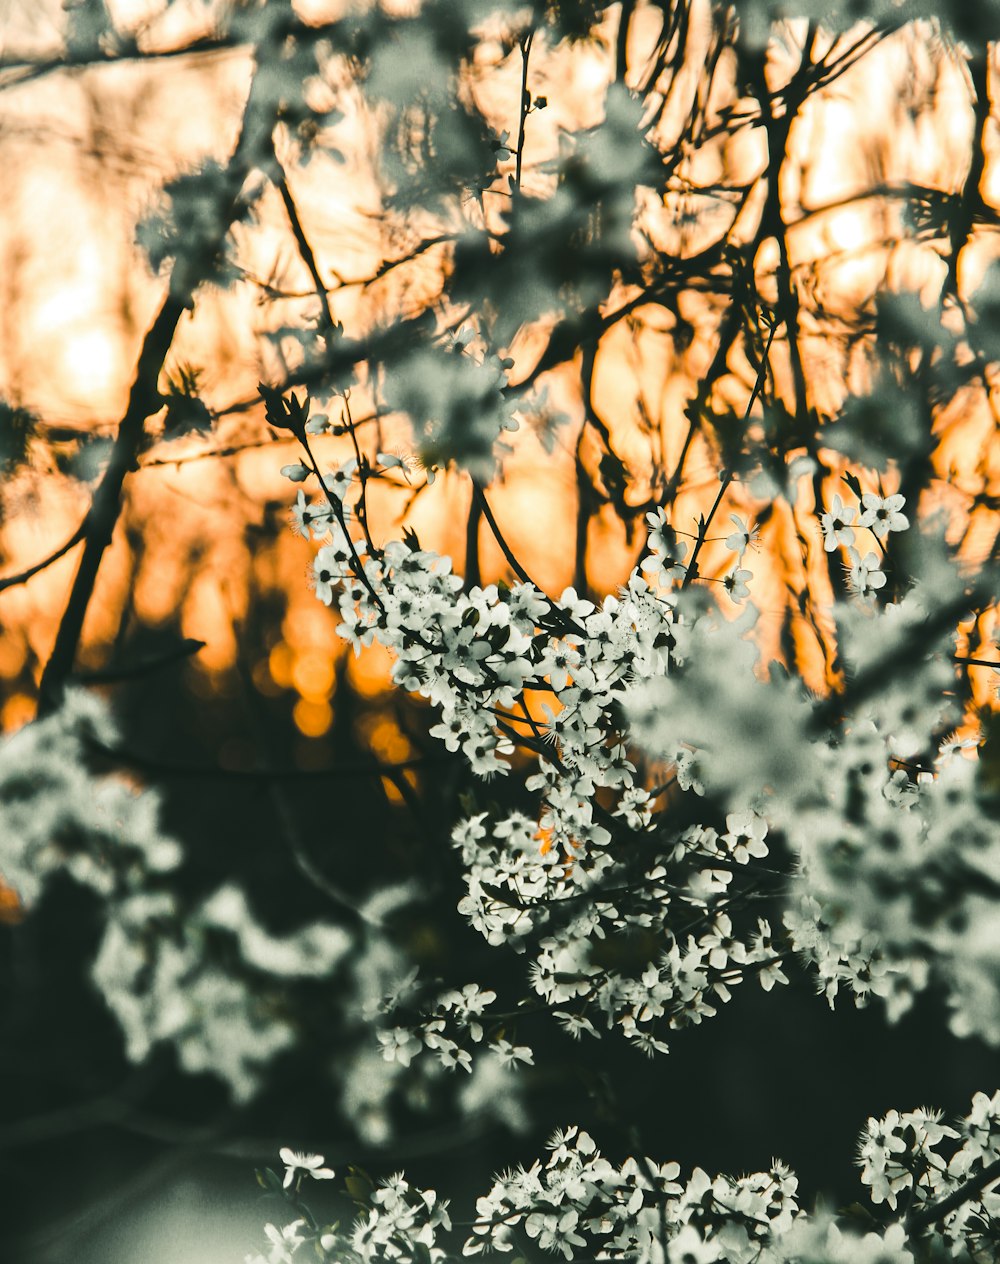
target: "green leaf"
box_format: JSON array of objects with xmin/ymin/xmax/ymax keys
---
[
  {"xmin": 344, "ymin": 1166, "xmax": 375, "ymax": 1203},
  {"xmin": 256, "ymin": 1167, "xmax": 284, "ymax": 1193}
]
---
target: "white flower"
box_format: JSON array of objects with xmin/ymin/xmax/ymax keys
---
[
  {"xmin": 377, "ymin": 450, "xmax": 414, "ymax": 481},
  {"xmin": 435, "ymin": 1039, "xmax": 473, "ymax": 1072},
  {"xmin": 642, "ymin": 508, "xmax": 688, "ymax": 578},
  {"xmin": 492, "ymin": 1038, "xmax": 535, "ymax": 1067},
  {"xmin": 557, "ymin": 586, "xmax": 596, "ymax": 622},
  {"xmin": 847, "ymin": 547, "xmax": 887, "ymax": 597},
  {"xmin": 525, "ymin": 1209, "xmax": 586, "ymax": 1258},
  {"xmin": 722, "ymin": 566, "xmax": 752, "ymax": 602},
  {"xmin": 667, "ymin": 1223, "xmax": 720, "ymax": 1263},
  {"xmin": 377, "ymin": 1026, "xmax": 422, "ymax": 1067},
  {"xmin": 820, "ymin": 494, "xmax": 856, "ymax": 551},
  {"xmin": 322, "ymin": 458, "xmax": 358, "ymax": 502},
  {"xmin": 721, "ymin": 810, "xmax": 768, "ymax": 864},
  {"xmin": 724, "ymin": 514, "xmax": 758, "ymax": 556},
  {"xmin": 490, "ymin": 128, "xmax": 513, "ymax": 160},
  {"xmin": 263, "ymin": 1219, "xmax": 306, "ymax": 1262},
  {"xmin": 858, "ymin": 492, "xmax": 908, "ymax": 539},
  {"xmin": 555, "ymin": 1011, "xmax": 598, "ymax": 1040},
  {"xmin": 452, "ymin": 324, "xmax": 477, "ymax": 353},
  {"xmin": 279, "ymin": 1149, "xmax": 335, "ymax": 1188},
  {"xmin": 290, "ymin": 490, "xmax": 328, "ymax": 539}
]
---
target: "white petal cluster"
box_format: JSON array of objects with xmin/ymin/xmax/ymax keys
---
[
  {"xmin": 255, "ymin": 1096, "xmax": 1000, "ymax": 1264},
  {"xmin": 0, "ymin": 689, "xmax": 181, "ymax": 909},
  {"xmin": 93, "ymin": 878, "xmax": 352, "ymax": 1101},
  {"xmin": 818, "ymin": 490, "xmax": 909, "ymax": 600},
  {"xmin": 0, "ymin": 692, "xmax": 369, "ymax": 1103},
  {"xmin": 288, "ymin": 458, "xmax": 998, "ymax": 1070}
]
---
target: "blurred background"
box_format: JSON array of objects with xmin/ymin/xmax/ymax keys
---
[{"xmin": 0, "ymin": 2, "xmax": 998, "ymax": 1260}]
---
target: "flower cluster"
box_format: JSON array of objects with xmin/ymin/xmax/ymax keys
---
[
  {"xmin": 463, "ymin": 1124, "xmax": 798, "ymax": 1263},
  {"xmin": 0, "ymin": 681, "xmax": 534, "ymax": 1130},
  {"xmin": 251, "ymin": 1095, "xmax": 1000, "ymax": 1263},
  {"xmin": 856, "ymin": 1095, "xmax": 1000, "ymax": 1257},
  {"xmin": 819, "ymin": 489, "xmax": 909, "ymax": 600},
  {"xmin": 248, "ymin": 1163, "xmax": 451, "ymax": 1264},
  {"xmin": 0, "ymin": 692, "xmax": 383, "ymax": 1104},
  {"xmin": 375, "ymin": 979, "xmax": 536, "ymax": 1075},
  {"xmin": 284, "ymin": 447, "xmax": 997, "ymax": 1067},
  {"xmin": 0, "ymin": 688, "xmax": 181, "ymax": 909},
  {"xmin": 93, "ymin": 880, "xmax": 354, "ymax": 1098}
]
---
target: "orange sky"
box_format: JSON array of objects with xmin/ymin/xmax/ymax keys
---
[{"xmin": 0, "ymin": 2, "xmax": 996, "ymax": 739}]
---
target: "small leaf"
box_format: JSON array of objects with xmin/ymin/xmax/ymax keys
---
[
  {"xmin": 344, "ymin": 1165, "xmax": 375, "ymax": 1203},
  {"xmin": 841, "ymin": 470, "xmax": 863, "ymax": 498},
  {"xmin": 258, "ymin": 383, "xmax": 306, "ymax": 439}
]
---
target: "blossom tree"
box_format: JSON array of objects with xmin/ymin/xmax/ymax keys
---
[{"xmin": 0, "ymin": 0, "xmax": 998, "ymax": 1261}]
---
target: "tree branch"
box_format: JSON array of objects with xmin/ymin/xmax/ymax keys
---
[
  {"xmin": 70, "ymin": 638, "xmax": 205, "ymax": 684},
  {"xmin": 36, "ymin": 29, "xmax": 285, "ymax": 716},
  {"xmin": 906, "ymin": 1156, "xmax": 1000, "ymax": 1232},
  {"xmin": 0, "ymin": 522, "xmax": 86, "ymax": 593}
]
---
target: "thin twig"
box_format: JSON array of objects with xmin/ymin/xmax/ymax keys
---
[
  {"xmin": 514, "ymin": 27, "xmax": 535, "ymax": 193},
  {"xmin": 231, "ymin": 624, "xmax": 378, "ymax": 928},
  {"xmin": 88, "ymin": 737, "xmax": 452, "ymax": 782},
  {"xmin": 681, "ymin": 322, "xmax": 776, "ymax": 588},
  {"xmin": 471, "ymin": 481, "xmax": 540, "ymax": 591},
  {"xmin": 71, "ymin": 639, "xmax": 205, "ymax": 684},
  {"xmin": 0, "ymin": 522, "xmax": 86, "ymax": 593}
]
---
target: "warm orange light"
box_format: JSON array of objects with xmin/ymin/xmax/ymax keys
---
[
  {"xmin": 60, "ymin": 329, "xmax": 121, "ymax": 401},
  {"xmin": 0, "ymin": 7, "xmax": 995, "ymax": 746},
  {"xmin": 292, "ymin": 696, "xmax": 333, "ymax": 737},
  {"xmin": 0, "ymin": 882, "xmax": 23, "ymax": 925},
  {"xmin": 291, "ymin": 649, "xmax": 335, "ymax": 702},
  {"xmin": 347, "ymin": 642, "xmax": 395, "ymax": 698},
  {"xmin": 268, "ymin": 642, "xmax": 295, "ymax": 689},
  {"xmin": 536, "ymin": 825, "xmax": 554, "ymax": 856},
  {"xmin": 1, "ymin": 692, "xmax": 36, "ymax": 734},
  {"xmin": 364, "ymin": 716, "xmax": 413, "ymax": 763}
]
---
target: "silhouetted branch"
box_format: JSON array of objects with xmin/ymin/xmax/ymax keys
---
[
  {"xmin": 906, "ymin": 1156, "xmax": 1000, "ymax": 1232},
  {"xmin": 37, "ymin": 29, "xmax": 289, "ymax": 717},
  {"xmin": 87, "ymin": 737, "xmax": 453, "ymax": 783},
  {"xmin": 71, "ymin": 638, "xmax": 205, "ymax": 684},
  {"xmin": 0, "ymin": 522, "xmax": 86, "ymax": 593}
]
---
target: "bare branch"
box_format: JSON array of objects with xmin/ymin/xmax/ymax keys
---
[
  {"xmin": 0, "ymin": 522, "xmax": 86, "ymax": 593},
  {"xmin": 36, "ymin": 23, "xmax": 291, "ymax": 716}
]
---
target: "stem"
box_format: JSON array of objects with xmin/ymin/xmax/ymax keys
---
[
  {"xmin": 464, "ymin": 490, "xmax": 483, "ymax": 593},
  {"xmin": 299, "ymin": 433, "xmax": 383, "ymax": 610},
  {"xmin": 71, "ymin": 638, "xmax": 205, "ymax": 684},
  {"xmin": 906, "ymin": 1156, "xmax": 1000, "ymax": 1232},
  {"xmin": 681, "ymin": 322, "xmax": 776, "ymax": 589},
  {"xmin": 88, "ymin": 736, "xmax": 452, "ymax": 782},
  {"xmin": 271, "ymin": 155, "xmax": 380, "ymax": 561},
  {"xmin": 273, "ymin": 166, "xmax": 337, "ymax": 332},
  {"xmin": 615, "ymin": 0, "xmax": 636, "ymax": 83},
  {"xmin": 232, "ymin": 628, "xmax": 376, "ymax": 929},
  {"xmin": 470, "ymin": 481, "xmax": 536, "ymax": 591},
  {"xmin": 341, "ymin": 391, "xmax": 379, "ymax": 558},
  {"xmin": 0, "ymin": 522, "xmax": 85, "ymax": 593},
  {"xmin": 514, "ymin": 28, "xmax": 535, "ymax": 193}
]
